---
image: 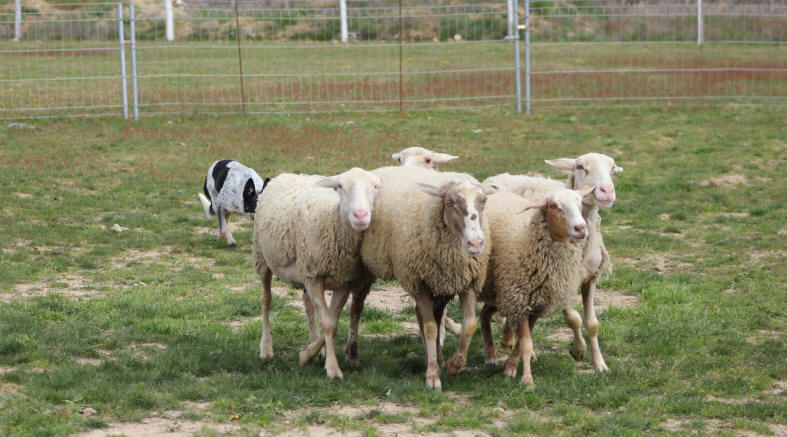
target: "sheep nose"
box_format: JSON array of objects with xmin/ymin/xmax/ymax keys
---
[
  {"xmin": 353, "ymin": 209, "xmax": 369, "ymax": 220},
  {"xmin": 599, "ymin": 184, "xmax": 615, "ymax": 197},
  {"xmin": 574, "ymin": 223, "xmax": 587, "ymax": 235}
]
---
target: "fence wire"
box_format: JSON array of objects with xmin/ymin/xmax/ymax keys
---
[{"xmin": 0, "ymin": 1, "xmax": 785, "ymax": 119}]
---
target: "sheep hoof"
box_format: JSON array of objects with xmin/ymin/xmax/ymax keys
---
[
  {"xmin": 446, "ymin": 355, "xmax": 466, "ymax": 376},
  {"xmin": 325, "ymin": 365, "xmax": 344, "ymax": 380},
  {"xmin": 503, "ymin": 366, "xmax": 517, "ymax": 378},
  {"xmin": 483, "ymin": 347, "xmax": 498, "ymax": 365},
  {"xmin": 592, "ymin": 360, "xmax": 609, "ymax": 373},
  {"xmin": 259, "ymin": 345, "xmax": 274, "ymax": 360},
  {"xmin": 500, "ymin": 335, "xmax": 515, "ymax": 350},
  {"xmin": 227, "ymin": 240, "xmax": 237, "ymax": 248},
  {"xmin": 298, "ymin": 350, "xmax": 311, "ymax": 368},
  {"xmin": 425, "ymin": 375, "xmax": 442, "ymax": 391},
  {"xmin": 344, "ymin": 342, "xmax": 360, "ymax": 365},
  {"xmin": 569, "ymin": 341, "xmax": 586, "ymax": 362},
  {"xmin": 521, "ymin": 377, "xmax": 535, "ymax": 388},
  {"xmin": 530, "ymin": 350, "xmax": 538, "ymax": 362}
]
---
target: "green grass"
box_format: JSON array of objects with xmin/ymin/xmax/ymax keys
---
[{"xmin": 0, "ymin": 106, "xmax": 785, "ymax": 436}]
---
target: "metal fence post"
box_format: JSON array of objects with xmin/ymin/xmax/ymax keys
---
[
  {"xmin": 165, "ymin": 0, "xmax": 174, "ymax": 41},
  {"xmin": 524, "ymin": 0, "xmax": 531, "ymax": 114},
  {"xmin": 340, "ymin": 0, "xmax": 348, "ymax": 42},
  {"xmin": 514, "ymin": 0, "xmax": 521, "ymax": 112},
  {"xmin": 13, "ymin": 0, "xmax": 21, "ymax": 41},
  {"xmin": 697, "ymin": 0, "xmax": 703, "ymax": 45},
  {"xmin": 506, "ymin": 0, "xmax": 515, "ymax": 40},
  {"xmin": 118, "ymin": 3, "xmax": 129, "ymax": 119},
  {"xmin": 130, "ymin": 3, "xmax": 139, "ymax": 120}
]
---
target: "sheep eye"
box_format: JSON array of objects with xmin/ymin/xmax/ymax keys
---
[
  {"xmin": 336, "ymin": 184, "xmax": 343, "ymax": 190},
  {"xmin": 425, "ymin": 158, "xmax": 432, "ymax": 164},
  {"xmin": 446, "ymin": 200, "xmax": 454, "ymax": 207},
  {"xmin": 549, "ymin": 203, "xmax": 558, "ymax": 209}
]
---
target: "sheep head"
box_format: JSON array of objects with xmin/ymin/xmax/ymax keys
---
[
  {"xmin": 414, "ymin": 179, "xmax": 489, "ymax": 256},
  {"xmin": 393, "ymin": 146, "xmax": 459, "ymax": 169},
  {"xmin": 523, "ymin": 186, "xmax": 593, "ymax": 243},
  {"xmin": 317, "ymin": 167, "xmax": 382, "ymax": 231},
  {"xmin": 545, "ymin": 152, "xmax": 623, "ymax": 209}
]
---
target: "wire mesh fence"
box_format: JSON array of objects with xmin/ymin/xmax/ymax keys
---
[
  {"xmin": 527, "ymin": 1, "xmax": 787, "ymax": 108},
  {"xmin": 0, "ymin": 0, "xmax": 785, "ymax": 119}
]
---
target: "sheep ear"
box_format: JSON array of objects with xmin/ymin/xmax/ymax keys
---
[
  {"xmin": 243, "ymin": 178, "xmax": 256, "ymax": 198},
  {"xmin": 316, "ymin": 175, "xmax": 341, "ymax": 189},
  {"xmin": 413, "ymin": 181, "xmax": 443, "ymax": 197},
  {"xmin": 483, "ymin": 184, "xmax": 500, "ymax": 195},
  {"xmin": 545, "ymin": 158, "xmax": 576, "ymax": 172},
  {"xmin": 519, "ymin": 197, "xmax": 547, "ymax": 213},
  {"xmin": 431, "ymin": 152, "xmax": 459, "ymax": 164},
  {"xmin": 577, "ymin": 185, "xmax": 595, "ymax": 198},
  {"xmin": 391, "ymin": 152, "xmax": 402, "ymax": 164},
  {"xmin": 613, "ymin": 165, "xmax": 624, "ymax": 175}
]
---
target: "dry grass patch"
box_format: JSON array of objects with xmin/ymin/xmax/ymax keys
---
[
  {"xmin": 2, "ymin": 274, "xmax": 98, "ymax": 303},
  {"xmin": 699, "ymin": 174, "xmax": 749, "ymax": 188},
  {"xmin": 73, "ymin": 417, "xmax": 246, "ymax": 437}
]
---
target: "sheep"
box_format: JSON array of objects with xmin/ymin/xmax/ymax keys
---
[
  {"xmin": 198, "ymin": 159, "xmax": 269, "ymax": 247},
  {"xmin": 392, "ymin": 147, "xmax": 463, "ymax": 341},
  {"xmin": 391, "ymin": 146, "xmax": 459, "ymax": 169},
  {"xmin": 479, "ymin": 186, "xmax": 594, "ymax": 385},
  {"xmin": 346, "ymin": 165, "xmax": 490, "ymax": 390},
  {"xmin": 481, "ymin": 152, "xmax": 623, "ymax": 372},
  {"xmin": 253, "ymin": 167, "xmax": 382, "ymax": 380}
]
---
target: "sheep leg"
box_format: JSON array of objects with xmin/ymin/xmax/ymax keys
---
[
  {"xmin": 518, "ymin": 315, "xmax": 536, "ymax": 385},
  {"xmin": 299, "ymin": 280, "xmax": 343, "ymax": 380},
  {"xmin": 528, "ymin": 316, "xmax": 538, "ymax": 362},
  {"xmin": 480, "ymin": 304, "xmax": 498, "ymax": 365},
  {"xmin": 413, "ymin": 292, "xmax": 441, "ymax": 390},
  {"xmin": 582, "ymin": 280, "xmax": 608, "ymax": 372},
  {"xmin": 446, "ymin": 291, "xmax": 477, "ymax": 376},
  {"xmin": 302, "ymin": 290, "xmax": 325, "ymax": 360},
  {"xmin": 503, "ymin": 319, "xmax": 521, "ymax": 378},
  {"xmin": 499, "ymin": 314, "xmax": 514, "ymax": 350},
  {"xmin": 432, "ymin": 299, "xmax": 449, "ymax": 367},
  {"xmin": 563, "ymin": 306, "xmax": 587, "ymax": 362},
  {"xmin": 344, "ymin": 278, "xmax": 374, "ymax": 365},
  {"xmin": 258, "ymin": 265, "xmax": 274, "ymax": 359}
]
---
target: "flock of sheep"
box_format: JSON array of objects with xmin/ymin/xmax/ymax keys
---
[{"xmin": 205, "ymin": 147, "xmax": 623, "ymax": 390}]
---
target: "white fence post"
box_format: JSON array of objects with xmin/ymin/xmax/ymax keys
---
[
  {"xmin": 513, "ymin": 0, "xmax": 521, "ymax": 112},
  {"xmin": 165, "ymin": 0, "xmax": 174, "ymax": 41},
  {"xmin": 339, "ymin": 0, "xmax": 348, "ymax": 42},
  {"xmin": 118, "ymin": 3, "xmax": 129, "ymax": 119},
  {"xmin": 14, "ymin": 0, "xmax": 22, "ymax": 41},
  {"xmin": 524, "ymin": 0, "xmax": 531, "ymax": 114},
  {"xmin": 697, "ymin": 0, "xmax": 703, "ymax": 46},
  {"xmin": 130, "ymin": 3, "xmax": 139, "ymax": 120}
]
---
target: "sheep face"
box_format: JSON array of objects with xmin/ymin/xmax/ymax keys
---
[
  {"xmin": 316, "ymin": 168, "xmax": 382, "ymax": 231},
  {"xmin": 545, "ymin": 152, "xmax": 623, "ymax": 209},
  {"xmin": 525, "ymin": 187, "xmax": 593, "ymax": 242},
  {"xmin": 392, "ymin": 146, "xmax": 459, "ymax": 169},
  {"xmin": 415, "ymin": 180, "xmax": 488, "ymax": 255}
]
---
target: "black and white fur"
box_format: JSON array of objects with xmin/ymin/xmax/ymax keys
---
[{"xmin": 198, "ymin": 159, "xmax": 269, "ymax": 247}]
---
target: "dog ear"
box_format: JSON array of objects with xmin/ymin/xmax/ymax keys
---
[{"xmin": 243, "ymin": 178, "xmax": 256, "ymax": 198}]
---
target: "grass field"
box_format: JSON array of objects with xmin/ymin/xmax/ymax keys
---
[{"xmin": 0, "ymin": 106, "xmax": 785, "ymax": 436}]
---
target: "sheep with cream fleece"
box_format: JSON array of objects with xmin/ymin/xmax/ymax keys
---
[
  {"xmin": 391, "ymin": 146, "xmax": 459, "ymax": 169},
  {"xmin": 253, "ymin": 168, "xmax": 381, "ymax": 380},
  {"xmin": 481, "ymin": 152, "xmax": 623, "ymax": 371},
  {"xmin": 350, "ymin": 165, "xmax": 490, "ymax": 390},
  {"xmin": 479, "ymin": 186, "xmax": 593, "ymax": 385}
]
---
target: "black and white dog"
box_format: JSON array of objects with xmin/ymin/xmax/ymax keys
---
[{"xmin": 198, "ymin": 159, "xmax": 269, "ymax": 247}]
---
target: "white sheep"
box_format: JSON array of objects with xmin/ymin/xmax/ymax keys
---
[
  {"xmin": 252, "ymin": 168, "xmax": 382, "ymax": 380},
  {"xmin": 392, "ymin": 147, "xmax": 463, "ymax": 341},
  {"xmin": 479, "ymin": 186, "xmax": 593, "ymax": 385},
  {"xmin": 349, "ymin": 165, "xmax": 491, "ymax": 390},
  {"xmin": 391, "ymin": 146, "xmax": 459, "ymax": 169},
  {"xmin": 481, "ymin": 152, "xmax": 623, "ymax": 372}
]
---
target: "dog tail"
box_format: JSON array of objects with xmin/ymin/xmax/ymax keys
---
[{"xmin": 199, "ymin": 177, "xmax": 215, "ymax": 218}]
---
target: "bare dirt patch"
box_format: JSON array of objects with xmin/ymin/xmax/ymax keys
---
[
  {"xmin": 699, "ymin": 173, "xmax": 748, "ymax": 188},
  {"xmin": 75, "ymin": 358, "xmax": 103, "ymax": 366},
  {"xmin": 547, "ymin": 327, "xmax": 575, "ymax": 343},
  {"xmin": 2, "ymin": 274, "xmax": 98, "ymax": 303},
  {"xmin": 763, "ymin": 379, "xmax": 786, "ymax": 396},
  {"xmin": 716, "ymin": 212, "xmax": 750, "ymax": 218},
  {"xmin": 12, "ymin": 192, "xmax": 33, "ymax": 199},
  {"xmin": 110, "ymin": 247, "xmax": 213, "ymax": 271},
  {"xmin": 618, "ymin": 252, "xmax": 694, "ymax": 274},
  {"xmin": 73, "ymin": 417, "xmax": 245, "ymax": 437},
  {"xmin": 366, "ymin": 284, "xmax": 411, "ymax": 314}
]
